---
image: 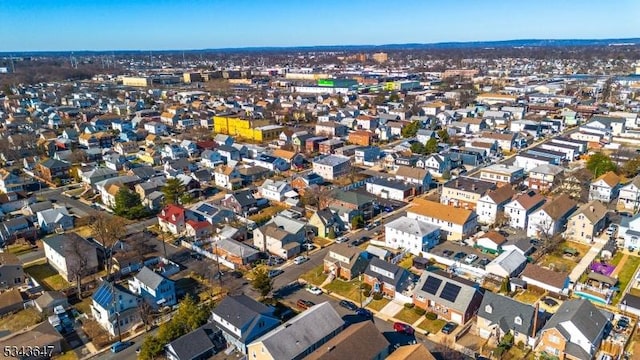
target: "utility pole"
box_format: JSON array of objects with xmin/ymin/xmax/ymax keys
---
[
  {"xmin": 214, "ymin": 241, "xmax": 223, "ymax": 288},
  {"xmin": 110, "ymin": 282, "xmax": 123, "ymax": 342}
]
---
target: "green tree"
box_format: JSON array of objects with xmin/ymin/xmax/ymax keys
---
[
  {"xmin": 162, "ymin": 178, "xmax": 185, "ymax": 205},
  {"xmin": 138, "ymin": 335, "xmax": 164, "ymax": 360},
  {"xmin": 586, "ymin": 153, "xmax": 617, "ymax": 178},
  {"xmin": 425, "ymin": 138, "xmax": 438, "ymax": 154},
  {"xmin": 114, "ymin": 187, "xmax": 147, "ymax": 219},
  {"xmin": 179, "ymin": 192, "xmax": 194, "ymax": 205},
  {"xmin": 351, "ymin": 214, "xmax": 364, "ymax": 230},
  {"xmin": 401, "ymin": 120, "xmax": 421, "ymax": 138},
  {"xmin": 500, "ymin": 277, "xmax": 511, "ymax": 294},
  {"xmin": 389, "ymin": 92, "xmax": 400, "ymax": 102},
  {"xmin": 437, "ymin": 129, "xmax": 450, "ymax": 144},
  {"xmin": 621, "ymin": 156, "xmax": 640, "ymax": 177},
  {"xmin": 410, "ymin": 142, "xmax": 425, "ymax": 154},
  {"xmin": 251, "ymin": 267, "xmax": 273, "ymax": 299},
  {"xmin": 327, "ymin": 226, "xmax": 337, "ymax": 239}
]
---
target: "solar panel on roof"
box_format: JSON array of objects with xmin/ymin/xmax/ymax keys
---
[
  {"xmin": 439, "ymin": 283, "xmax": 461, "ymax": 302},
  {"xmin": 422, "ymin": 276, "xmax": 442, "ymax": 295}
]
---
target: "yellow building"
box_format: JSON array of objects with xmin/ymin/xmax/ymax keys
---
[
  {"xmin": 121, "ymin": 76, "xmax": 150, "ymax": 87},
  {"xmin": 213, "ymin": 114, "xmax": 279, "ymax": 142},
  {"xmin": 372, "ymin": 52, "xmax": 388, "ymax": 63}
]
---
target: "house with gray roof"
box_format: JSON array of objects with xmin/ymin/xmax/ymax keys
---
[
  {"xmin": 127, "ymin": 266, "xmax": 176, "ymax": 308},
  {"xmin": 485, "ymin": 249, "xmax": 528, "ymax": 278},
  {"xmin": 413, "ymin": 269, "xmax": 484, "ymax": 324},
  {"xmin": 0, "ymin": 253, "xmax": 27, "ymax": 291},
  {"xmin": 247, "ymin": 302, "xmax": 344, "ymax": 360},
  {"xmin": 165, "ymin": 322, "xmax": 226, "ymax": 360},
  {"xmin": 210, "ymin": 294, "xmax": 280, "ymax": 354},
  {"xmin": 80, "ymin": 167, "xmax": 119, "ymax": 186},
  {"xmin": 363, "ymin": 257, "xmax": 412, "ymax": 299},
  {"xmin": 477, "ymin": 291, "xmax": 546, "ymax": 347},
  {"xmin": 37, "ymin": 207, "xmax": 74, "ymax": 233},
  {"xmin": 43, "ymin": 233, "xmax": 99, "ymax": 282},
  {"xmin": 536, "ymin": 299, "xmax": 612, "ymax": 360}
]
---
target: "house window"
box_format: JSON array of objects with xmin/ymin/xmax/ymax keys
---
[
  {"xmin": 549, "ymin": 335, "xmax": 560, "ymax": 344},
  {"xmin": 485, "ymin": 305, "xmax": 492, "ymax": 314}
]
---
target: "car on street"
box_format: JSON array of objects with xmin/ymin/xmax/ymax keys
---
[
  {"xmin": 111, "ymin": 341, "xmax": 134, "ymax": 353},
  {"xmin": 393, "ymin": 322, "xmax": 415, "ymax": 335},
  {"xmin": 303, "ymin": 243, "xmax": 316, "ymax": 251},
  {"xmin": 478, "ymin": 258, "xmax": 490, "ymax": 267},
  {"xmin": 293, "ymin": 256, "xmax": 309, "ymax": 265},
  {"xmin": 306, "ymin": 286, "xmax": 323, "ymax": 295},
  {"xmin": 464, "ymin": 254, "xmax": 478, "ymax": 264},
  {"xmin": 453, "ymin": 252, "xmax": 467, "ymax": 261},
  {"xmin": 268, "ymin": 269, "xmax": 284, "ymax": 278},
  {"xmin": 355, "ymin": 308, "xmax": 373, "ymax": 318},
  {"xmin": 441, "ymin": 322, "xmax": 458, "ymax": 334},
  {"xmin": 296, "ymin": 299, "xmax": 315, "ymax": 310},
  {"xmin": 442, "ymin": 250, "xmax": 454, "ymax": 258},
  {"xmin": 383, "ymin": 206, "xmax": 393, "ymax": 212},
  {"xmin": 336, "ymin": 236, "xmax": 349, "ymax": 243},
  {"xmin": 339, "ymin": 300, "xmax": 358, "ymax": 311}
]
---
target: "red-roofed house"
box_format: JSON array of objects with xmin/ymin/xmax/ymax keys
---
[
  {"xmin": 158, "ymin": 205, "xmax": 187, "ymax": 235},
  {"xmin": 186, "ymin": 220, "xmax": 213, "ymax": 240}
]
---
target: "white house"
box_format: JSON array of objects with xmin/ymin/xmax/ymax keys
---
[
  {"xmin": 620, "ymin": 214, "xmax": 640, "ymax": 250},
  {"xmin": 365, "ymin": 178, "xmax": 415, "ymax": 201},
  {"xmin": 526, "ymin": 194, "xmax": 577, "ymax": 238},
  {"xmin": 485, "ymin": 249, "xmax": 527, "ymax": 278},
  {"xmin": 42, "ymin": 233, "xmax": 99, "ymax": 282},
  {"xmin": 618, "ymin": 176, "xmax": 640, "ymax": 212},
  {"xmin": 589, "ymin": 171, "xmax": 620, "ymax": 203},
  {"xmin": 144, "ymin": 121, "xmax": 166, "ymax": 135},
  {"xmin": 407, "ymin": 199, "xmax": 477, "ymax": 241},
  {"xmin": 384, "ymin": 216, "xmax": 440, "ymax": 256},
  {"xmin": 394, "ymin": 165, "xmax": 432, "ymax": 189},
  {"xmin": 213, "ymin": 165, "xmax": 242, "ymax": 190},
  {"xmin": 259, "ymin": 179, "xmax": 293, "ymax": 202},
  {"xmin": 504, "ymin": 191, "xmax": 546, "ymax": 230},
  {"xmin": 418, "ymin": 154, "xmax": 450, "ymax": 177},
  {"xmin": 312, "ymin": 155, "xmax": 351, "ymax": 180},
  {"xmin": 37, "ymin": 207, "xmax": 74, "ymax": 233},
  {"xmin": 476, "ymin": 186, "xmax": 515, "ymax": 225}
]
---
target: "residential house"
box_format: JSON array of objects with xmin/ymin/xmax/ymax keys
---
[
  {"xmin": 304, "ymin": 321, "xmax": 389, "ymax": 360},
  {"xmin": 158, "ymin": 205, "xmax": 188, "ymax": 235},
  {"xmin": 190, "ymin": 202, "xmax": 236, "ymax": 226},
  {"xmin": 247, "ymin": 302, "xmax": 344, "ymax": 360},
  {"xmin": 291, "ymin": 173, "xmax": 324, "ymax": 196},
  {"xmin": 0, "ymin": 322, "xmax": 64, "ymax": 358},
  {"xmin": 128, "ymin": 266, "xmax": 177, "ymax": 308},
  {"xmin": 407, "ymin": 198, "xmax": 478, "ymax": 241},
  {"xmin": 504, "ymin": 190, "xmax": 546, "ymax": 230},
  {"xmin": 114, "ymin": 141, "xmax": 139, "ymax": 156},
  {"xmin": 348, "ymin": 130, "xmax": 376, "ymax": 146},
  {"xmin": 0, "ymin": 216, "xmax": 37, "ymax": 245},
  {"xmin": 43, "ymin": 233, "xmax": 99, "ymax": 282},
  {"xmin": 418, "ymin": 154, "xmax": 451, "ymax": 177},
  {"xmin": 201, "ymin": 149, "xmax": 224, "ymax": 169},
  {"xmin": 251, "ymin": 154, "xmax": 290, "ymax": 172},
  {"xmin": 619, "ymin": 293, "xmax": 640, "ymax": 318},
  {"xmin": 526, "ymin": 164, "xmax": 565, "ymax": 191},
  {"xmin": 104, "ymin": 153, "xmax": 128, "ymax": 171},
  {"xmin": 144, "ymin": 121, "xmax": 167, "ymax": 135},
  {"xmin": 91, "ymin": 281, "xmax": 141, "ymax": 336},
  {"xmin": 413, "ymin": 269, "xmax": 484, "ymax": 324},
  {"xmin": 214, "ymin": 134, "xmax": 234, "ymax": 147},
  {"xmin": 34, "ymin": 291, "xmax": 69, "ymax": 315},
  {"xmin": 385, "ymin": 344, "xmax": 436, "ymax": 360},
  {"xmin": 316, "ymin": 122, "xmax": 349, "ymax": 138},
  {"xmin": 36, "ymin": 158, "xmax": 71, "ymax": 183},
  {"xmin": 440, "ymin": 177, "xmax": 496, "ymax": 210},
  {"xmin": 253, "ymin": 215, "xmax": 307, "ymax": 259},
  {"xmin": 354, "ymin": 146, "xmax": 380, "ymax": 166},
  {"xmin": 619, "ymin": 213, "xmax": 640, "ymax": 250},
  {"xmin": 477, "ymin": 291, "xmax": 545, "ymax": 347},
  {"xmin": 384, "ymin": 216, "xmax": 440, "ymax": 255},
  {"xmin": 365, "ymin": 178, "xmax": 420, "ymax": 201},
  {"xmin": 213, "ymin": 165, "xmax": 242, "ymax": 190},
  {"xmin": 475, "ymin": 231, "xmax": 508, "ymax": 253},
  {"xmin": 476, "ymin": 186, "xmax": 516, "ymax": 225},
  {"xmin": 521, "ymin": 264, "xmax": 570, "ymax": 295},
  {"xmin": 213, "ymin": 237, "xmax": 260, "ymax": 266},
  {"xmin": 312, "ymin": 155, "xmax": 351, "ymax": 181},
  {"xmin": 485, "ymin": 249, "xmax": 528, "ymax": 278},
  {"xmin": 220, "ymin": 190, "xmax": 258, "ymax": 215},
  {"xmin": 536, "ymin": 299, "xmax": 612, "ymax": 360},
  {"xmin": 328, "ymin": 191, "xmax": 375, "ymax": 225},
  {"xmin": 165, "ymin": 323, "xmax": 225, "ymax": 360},
  {"xmin": 566, "ymin": 200, "xmax": 609, "ymax": 243},
  {"xmin": 526, "ymin": 194, "xmax": 577, "ymax": 238},
  {"xmin": 36, "ymin": 207, "xmax": 74, "ymax": 233},
  {"xmin": 80, "ymin": 167, "xmax": 119, "ymax": 186},
  {"xmin": 323, "ymin": 243, "xmax": 370, "ymax": 280},
  {"xmin": 309, "ymin": 209, "xmax": 345, "ymax": 238},
  {"xmin": 363, "ymin": 257, "xmax": 412, "ymax": 299},
  {"xmin": 0, "ymin": 253, "xmax": 27, "ymax": 291},
  {"xmin": 0, "ymin": 288, "xmax": 24, "ymax": 316},
  {"xmin": 479, "ymin": 164, "xmax": 524, "ymax": 187},
  {"xmin": 617, "ymin": 176, "xmax": 640, "ymax": 212},
  {"xmin": 394, "ymin": 165, "xmax": 432, "ymax": 190},
  {"xmin": 259, "ymin": 179, "xmax": 293, "ymax": 202},
  {"xmin": 589, "ymin": 171, "xmax": 621, "ymax": 203},
  {"xmin": 0, "ymin": 169, "xmax": 24, "ymax": 193},
  {"xmin": 210, "ymin": 294, "xmax": 280, "ymax": 354}
]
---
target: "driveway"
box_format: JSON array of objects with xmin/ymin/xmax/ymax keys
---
[
  {"xmin": 569, "ymin": 237, "xmax": 606, "ymax": 283},
  {"xmin": 378, "ymin": 300, "xmax": 404, "ymax": 319}
]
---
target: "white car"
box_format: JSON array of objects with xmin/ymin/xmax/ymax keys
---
[
  {"xmin": 336, "ymin": 236, "xmax": 349, "ymax": 243},
  {"xmin": 293, "ymin": 256, "xmax": 309, "ymax": 265},
  {"xmin": 306, "ymin": 286, "xmax": 322, "ymax": 295},
  {"xmin": 303, "ymin": 243, "xmax": 316, "ymax": 251},
  {"xmin": 464, "ymin": 254, "xmax": 478, "ymax": 264}
]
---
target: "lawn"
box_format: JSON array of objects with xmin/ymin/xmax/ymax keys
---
[
  {"xmin": 71, "ymin": 225, "xmax": 94, "ymax": 238},
  {"xmin": 563, "ymin": 241, "xmax": 591, "ymax": 257},
  {"xmin": 300, "ymin": 265, "xmax": 328, "ymax": 286},
  {"xmin": 0, "ymin": 308, "xmax": 43, "ymax": 332},
  {"xmin": 613, "ymin": 255, "xmax": 640, "ymax": 305},
  {"xmin": 73, "ymin": 297, "xmax": 93, "ymax": 315},
  {"xmin": 418, "ymin": 318, "xmax": 446, "ymax": 334},
  {"xmin": 610, "ymin": 252, "xmax": 625, "ymax": 266},
  {"xmin": 398, "ymin": 255, "xmax": 414, "ymax": 270},
  {"xmin": 313, "ymin": 237, "xmax": 332, "ymax": 248},
  {"xmin": 24, "ymin": 260, "xmax": 70, "ymax": 291},
  {"xmin": 7, "ymin": 243, "xmax": 36, "ymax": 256},
  {"xmin": 324, "ymin": 279, "xmax": 363, "ymax": 302},
  {"xmin": 513, "ymin": 290, "xmax": 543, "ymax": 305},
  {"xmin": 394, "ymin": 307, "xmax": 423, "ymax": 325},
  {"xmin": 367, "ymin": 298, "xmax": 390, "ymax": 312},
  {"xmin": 538, "ymin": 252, "xmax": 579, "ymax": 273},
  {"xmin": 249, "ymin": 205, "xmax": 287, "ymax": 224}
]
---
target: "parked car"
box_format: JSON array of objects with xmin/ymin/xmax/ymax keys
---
[
  {"xmin": 355, "ymin": 308, "xmax": 373, "ymax": 318},
  {"xmin": 296, "ymin": 299, "xmax": 315, "ymax": 310},
  {"xmin": 339, "ymin": 300, "xmax": 358, "ymax": 311},
  {"xmin": 393, "ymin": 322, "xmax": 415, "ymax": 335},
  {"xmin": 293, "ymin": 256, "xmax": 309, "ymax": 265},
  {"xmin": 111, "ymin": 341, "xmax": 134, "ymax": 353},
  {"xmin": 453, "ymin": 252, "xmax": 467, "ymax": 261},
  {"xmin": 306, "ymin": 286, "xmax": 323, "ymax": 295},
  {"xmin": 303, "ymin": 243, "xmax": 316, "ymax": 251},
  {"xmin": 442, "ymin": 250, "xmax": 454, "ymax": 257},
  {"xmin": 617, "ymin": 316, "xmax": 630, "ymax": 329},
  {"xmin": 441, "ymin": 322, "xmax": 458, "ymax": 334},
  {"xmin": 336, "ymin": 236, "xmax": 349, "ymax": 243},
  {"xmin": 464, "ymin": 254, "xmax": 478, "ymax": 264},
  {"xmin": 268, "ymin": 269, "xmax": 284, "ymax": 278},
  {"xmin": 478, "ymin": 258, "xmax": 490, "ymax": 267}
]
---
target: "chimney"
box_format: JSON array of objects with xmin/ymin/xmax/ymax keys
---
[
  {"xmin": 590, "ymin": 206, "xmax": 595, "ymax": 212},
  {"xmin": 456, "ymin": 180, "xmax": 460, "ymax": 187},
  {"xmin": 472, "ymin": 183, "xmax": 477, "ymax": 191}
]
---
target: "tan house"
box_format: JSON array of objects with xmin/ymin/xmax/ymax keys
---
[
  {"xmin": 407, "ymin": 199, "xmax": 478, "ymax": 240},
  {"xmin": 385, "ymin": 344, "xmax": 436, "ymax": 360},
  {"xmin": 309, "ymin": 209, "xmax": 345, "ymax": 238},
  {"xmin": 566, "ymin": 200, "xmax": 608, "ymax": 243},
  {"xmin": 440, "ymin": 177, "xmax": 496, "ymax": 210},
  {"xmin": 323, "ymin": 243, "xmax": 369, "ymax": 280}
]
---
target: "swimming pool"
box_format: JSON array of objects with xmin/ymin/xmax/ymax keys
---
[{"xmin": 574, "ymin": 291, "xmax": 608, "ymax": 304}]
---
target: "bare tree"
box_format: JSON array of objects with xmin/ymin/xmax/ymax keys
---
[
  {"xmin": 89, "ymin": 213, "xmax": 126, "ymax": 274},
  {"xmin": 138, "ymin": 300, "xmax": 155, "ymax": 331},
  {"xmin": 535, "ymin": 219, "xmax": 561, "ymax": 259},
  {"xmin": 65, "ymin": 235, "xmax": 90, "ymax": 299}
]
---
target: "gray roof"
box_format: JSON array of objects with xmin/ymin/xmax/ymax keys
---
[
  {"xmin": 364, "ymin": 257, "xmax": 411, "ymax": 291},
  {"xmin": 487, "ymin": 249, "xmax": 527, "ymax": 275},
  {"xmin": 385, "ymin": 216, "xmax": 440, "ymax": 237},
  {"xmin": 216, "ymin": 237, "xmax": 259, "ymax": 258},
  {"xmin": 166, "ymin": 322, "xmax": 223, "ymax": 359},
  {"xmin": 135, "ymin": 266, "xmax": 170, "ymax": 290},
  {"xmin": 37, "ymin": 207, "xmax": 71, "ymax": 225},
  {"xmin": 542, "ymin": 299, "xmax": 612, "ymax": 349},
  {"xmin": 413, "ymin": 269, "xmax": 482, "ymax": 314},
  {"xmin": 251, "ymin": 302, "xmax": 343, "ymax": 360},
  {"xmin": 478, "ymin": 291, "xmax": 538, "ymax": 336},
  {"xmin": 42, "ymin": 232, "xmax": 94, "ymax": 256},
  {"xmin": 211, "ymin": 294, "xmax": 276, "ymax": 340},
  {"xmin": 313, "ymin": 154, "xmax": 351, "ymax": 166}
]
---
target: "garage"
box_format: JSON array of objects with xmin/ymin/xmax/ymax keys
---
[{"xmin": 451, "ymin": 312, "xmax": 463, "ymax": 324}]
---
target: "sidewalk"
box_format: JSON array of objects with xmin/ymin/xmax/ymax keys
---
[{"xmin": 569, "ymin": 238, "xmax": 605, "ymax": 283}]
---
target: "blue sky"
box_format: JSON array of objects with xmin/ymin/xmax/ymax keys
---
[{"xmin": 1, "ymin": 0, "xmax": 638, "ymax": 51}]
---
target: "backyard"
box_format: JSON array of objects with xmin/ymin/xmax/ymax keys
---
[
  {"xmin": 394, "ymin": 307, "xmax": 423, "ymax": 325},
  {"xmin": 248, "ymin": 205, "xmax": 287, "ymax": 224},
  {"xmin": 299, "ymin": 265, "xmax": 328, "ymax": 286},
  {"xmin": 398, "ymin": 255, "xmax": 415, "ymax": 270},
  {"xmin": 0, "ymin": 308, "xmax": 43, "ymax": 332},
  {"xmin": 324, "ymin": 278, "xmax": 363, "ymax": 303},
  {"xmin": 418, "ymin": 317, "xmax": 446, "ymax": 334},
  {"xmin": 537, "ymin": 242, "xmax": 587, "ymax": 273},
  {"xmin": 366, "ymin": 298, "xmax": 390, "ymax": 312},
  {"xmin": 24, "ymin": 259, "xmax": 70, "ymax": 291},
  {"xmin": 513, "ymin": 289, "xmax": 544, "ymax": 305},
  {"xmin": 612, "ymin": 255, "xmax": 640, "ymax": 304}
]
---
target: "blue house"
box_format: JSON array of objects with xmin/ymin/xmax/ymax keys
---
[
  {"xmin": 119, "ymin": 129, "xmax": 140, "ymax": 142},
  {"xmin": 127, "ymin": 266, "xmax": 177, "ymax": 308},
  {"xmin": 91, "ymin": 281, "xmax": 141, "ymax": 336},
  {"xmin": 112, "ymin": 120, "xmax": 134, "ymax": 133}
]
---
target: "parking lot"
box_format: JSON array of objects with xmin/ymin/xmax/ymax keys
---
[{"xmin": 428, "ymin": 242, "xmax": 496, "ymax": 269}]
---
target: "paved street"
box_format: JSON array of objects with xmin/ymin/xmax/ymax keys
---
[{"xmin": 93, "ymin": 327, "xmax": 158, "ymax": 360}]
